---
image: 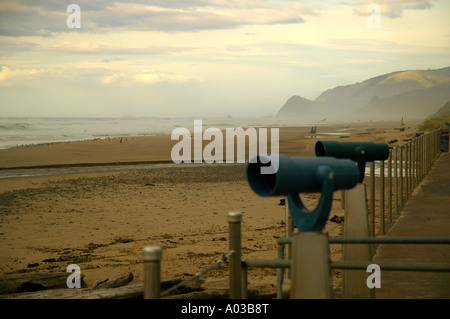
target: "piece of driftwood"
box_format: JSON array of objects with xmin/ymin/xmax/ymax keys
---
[
  {"xmin": 164, "ymin": 288, "xmax": 276, "ymax": 299},
  {"xmin": 0, "ymin": 272, "xmax": 87, "ymax": 295},
  {"xmin": 93, "ymin": 272, "xmax": 134, "ymax": 289},
  {"xmin": 1, "ymin": 277, "xmax": 204, "ymax": 299},
  {"xmin": 1, "ymin": 283, "xmax": 144, "ymax": 299},
  {"xmin": 163, "ymin": 289, "xmax": 229, "ymax": 299}
]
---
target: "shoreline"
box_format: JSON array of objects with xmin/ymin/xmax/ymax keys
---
[
  {"xmin": 0, "ymin": 119, "xmax": 413, "ymax": 150},
  {"xmin": 0, "ymin": 121, "xmax": 420, "ymax": 169},
  {"xmin": 0, "ymin": 121, "xmax": 422, "ymax": 293}
]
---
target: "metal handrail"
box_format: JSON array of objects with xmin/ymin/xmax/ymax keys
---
[
  {"xmin": 243, "ymin": 259, "xmax": 450, "ymax": 273},
  {"xmin": 277, "ymin": 236, "xmax": 450, "ymax": 245}
]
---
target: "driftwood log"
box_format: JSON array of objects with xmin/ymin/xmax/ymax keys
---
[
  {"xmin": 1, "ymin": 277, "xmax": 204, "ymax": 299},
  {"xmin": 164, "ymin": 288, "xmax": 276, "ymax": 299},
  {"xmin": 0, "ymin": 272, "xmax": 87, "ymax": 295},
  {"xmin": 1, "ymin": 271, "xmax": 276, "ymax": 299},
  {"xmin": 93, "ymin": 272, "xmax": 134, "ymax": 289}
]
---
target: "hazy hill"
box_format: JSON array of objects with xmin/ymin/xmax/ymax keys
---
[
  {"xmin": 427, "ymin": 100, "xmax": 450, "ymax": 118},
  {"xmin": 276, "ymin": 66, "xmax": 450, "ymax": 122},
  {"xmin": 418, "ymin": 101, "xmax": 450, "ymax": 131}
]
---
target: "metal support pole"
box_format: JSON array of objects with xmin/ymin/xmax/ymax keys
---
[
  {"xmin": 405, "ymin": 142, "xmax": 409, "ymax": 200},
  {"xmin": 285, "ymin": 199, "xmax": 293, "ymax": 279},
  {"xmin": 424, "ymin": 134, "xmax": 427, "ymax": 177},
  {"xmin": 417, "ymin": 136, "xmax": 420, "ymax": 182},
  {"xmin": 388, "ymin": 149, "xmax": 392, "ymax": 224},
  {"xmin": 370, "ymin": 162, "xmax": 375, "ymax": 237},
  {"xmin": 143, "ymin": 246, "xmax": 162, "ymax": 299},
  {"xmin": 394, "ymin": 147, "xmax": 398, "ymax": 216},
  {"xmin": 290, "ymin": 232, "xmax": 333, "ymax": 299},
  {"xmin": 430, "ymin": 133, "xmax": 433, "ymax": 166},
  {"xmin": 228, "ymin": 211, "xmax": 242, "ymax": 299},
  {"xmin": 421, "ymin": 135, "xmax": 425, "ymax": 179},
  {"xmin": 379, "ymin": 160, "xmax": 385, "ymax": 235},
  {"xmin": 409, "ymin": 141, "xmax": 412, "ymax": 195},
  {"xmin": 420, "ymin": 135, "xmax": 423, "ymax": 181},
  {"xmin": 277, "ymin": 243, "xmax": 284, "ymax": 299},
  {"xmin": 428, "ymin": 133, "xmax": 431, "ymax": 169},
  {"xmin": 414, "ymin": 137, "xmax": 419, "ymax": 188},
  {"xmin": 399, "ymin": 146, "xmax": 404, "ymax": 208},
  {"xmin": 342, "ymin": 183, "xmax": 374, "ymax": 299}
]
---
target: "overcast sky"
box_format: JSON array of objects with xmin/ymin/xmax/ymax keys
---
[{"xmin": 0, "ymin": 0, "xmax": 449, "ymax": 118}]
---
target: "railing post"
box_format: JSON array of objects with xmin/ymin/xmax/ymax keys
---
[
  {"xmin": 399, "ymin": 145, "xmax": 404, "ymax": 208},
  {"xmin": 415, "ymin": 136, "xmax": 418, "ymax": 182},
  {"xmin": 388, "ymin": 149, "xmax": 392, "ymax": 224},
  {"xmin": 143, "ymin": 246, "xmax": 162, "ymax": 299},
  {"xmin": 428, "ymin": 133, "xmax": 431, "ymax": 169},
  {"xmin": 426, "ymin": 133, "xmax": 428, "ymax": 171},
  {"xmin": 420, "ymin": 135, "xmax": 424, "ymax": 181},
  {"xmin": 290, "ymin": 232, "xmax": 333, "ymax": 299},
  {"xmin": 418, "ymin": 135, "xmax": 421, "ymax": 182},
  {"xmin": 414, "ymin": 137, "xmax": 418, "ymax": 188},
  {"xmin": 277, "ymin": 242, "xmax": 284, "ymax": 299},
  {"xmin": 405, "ymin": 142, "xmax": 409, "ymax": 200},
  {"xmin": 408, "ymin": 141, "xmax": 414, "ymax": 197},
  {"xmin": 379, "ymin": 159, "xmax": 385, "ymax": 235},
  {"xmin": 394, "ymin": 147, "xmax": 399, "ymax": 216},
  {"xmin": 342, "ymin": 183, "xmax": 374, "ymax": 299},
  {"xmin": 285, "ymin": 199, "xmax": 293, "ymax": 279},
  {"xmin": 423, "ymin": 134, "xmax": 426, "ymax": 178},
  {"xmin": 228, "ymin": 211, "xmax": 242, "ymax": 299},
  {"xmin": 369, "ymin": 162, "xmax": 376, "ymax": 237}
]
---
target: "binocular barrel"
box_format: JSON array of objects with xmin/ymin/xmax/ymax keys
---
[
  {"xmin": 247, "ymin": 155, "xmax": 360, "ymax": 197},
  {"xmin": 315, "ymin": 141, "xmax": 389, "ymax": 162}
]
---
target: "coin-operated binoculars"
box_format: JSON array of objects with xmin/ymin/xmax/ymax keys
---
[
  {"xmin": 247, "ymin": 155, "xmax": 360, "ymax": 298},
  {"xmin": 315, "ymin": 141, "xmax": 389, "ymax": 182},
  {"xmin": 315, "ymin": 141, "xmax": 389, "ymax": 299}
]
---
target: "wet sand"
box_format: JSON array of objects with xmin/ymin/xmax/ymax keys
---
[{"xmin": 0, "ymin": 121, "xmax": 421, "ymax": 296}]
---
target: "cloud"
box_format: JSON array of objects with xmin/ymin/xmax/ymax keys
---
[
  {"xmin": 0, "ymin": 38, "xmax": 39, "ymax": 55},
  {"xmin": 133, "ymin": 72, "xmax": 160, "ymax": 84},
  {"xmin": 0, "ymin": 0, "xmax": 310, "ymax": 37},
  {"xmin": 351, "ymin": 0, "xmax": 433, "ymax": 18},
  {"xmin": 0, "ymin": 66, "xmax": 40, "ymax": 82},
  {"xmin": 0, "ymin": 63, "xmax": 203, "ymax": 88},
  {"xmin": 101, "ymin": 70, "xmax": 196, "ymax": 86},
  {"xmin": 53, "ymin": 40, "xmax": 108, "ymax": 52}
]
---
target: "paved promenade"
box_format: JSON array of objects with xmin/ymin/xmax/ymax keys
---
[{"xmin": 374, "ymin": 151, "xmax": 450, "ymax": 299}]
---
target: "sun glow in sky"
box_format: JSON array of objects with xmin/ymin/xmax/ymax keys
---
[{"xmin": 0, "ymin": 0, "xmax": 449, "ymax": 118}]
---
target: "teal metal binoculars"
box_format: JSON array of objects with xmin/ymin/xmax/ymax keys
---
[
  {"xmin": 315, "ymin": 141, "xmax": 389, "ymax": 182},
  {"xmin": 247, "ymin": 155, "xmax": 360, "ymax": 232}
]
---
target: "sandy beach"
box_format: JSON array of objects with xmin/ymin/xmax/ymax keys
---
[{"xmin": 0, "ymin": 121, "xmax": 422, "ymax": 296}]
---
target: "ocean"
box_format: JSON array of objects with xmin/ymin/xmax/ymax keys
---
[
  {"xmin": 0, "ymin": 117, "xmax": 392, "ymax": 178},
  {"xmin": 0, "ymin": 116, "xmax": 310, "ymax": 150}
]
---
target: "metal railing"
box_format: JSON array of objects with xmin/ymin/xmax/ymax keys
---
[
  {"xmin": 367, "ymin": 129, "xmax": 442, "ymax": 236},
  {"xmin": 141, "ymin": 129, "xmax": 448, "ymax": 299}
]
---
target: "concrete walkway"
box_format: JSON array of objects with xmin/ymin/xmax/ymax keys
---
[{"xmin": 374, "ymin": 152, "xmax": 450, "ymax": 299}]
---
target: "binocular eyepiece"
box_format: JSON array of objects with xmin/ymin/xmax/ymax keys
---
[
  {"xmin": 246, "ymin": 155, "xmax": 360, "ymax": 232},
  {"xmin": 247, "ymin": 155, "xmax": 360, "ymax": 196},
  {"xmin": 315, "ymin": 141, "xmax": 389, "ymax": 162},
  {"xmin": 315, "ymin": 141, "xmax": 389, "ymax": 182},
  {"xmin": 245, "ymin": 140, "xmax": 389, "ymax": 232}
]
